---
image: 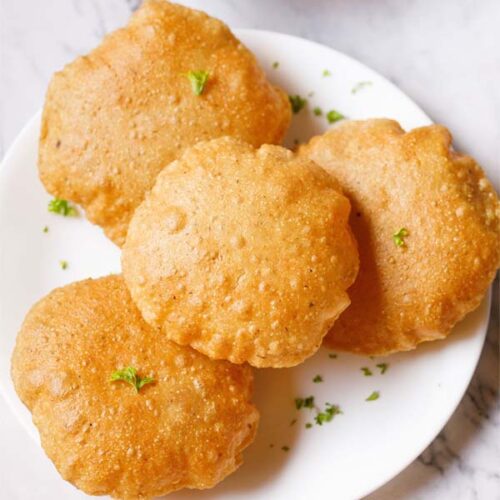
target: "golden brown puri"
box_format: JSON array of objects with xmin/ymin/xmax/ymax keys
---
[
  {"xmin": 299, "ymin": 119, "xmax": 500, "ymax": 356},
  {"xmin": 122, "ymin": 137, "xmax": 359, "ymax": 368},
  {"xmin": 38, "ymin": 0, "xmax": 291, "ymax": 246},
  {"xmin": 11, "ymin": 276, "xmax": 258, "ymax": 500}
]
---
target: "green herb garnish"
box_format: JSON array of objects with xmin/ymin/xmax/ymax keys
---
[
  {"xmin": 304, "ymin": 396, "xmax": 314, "ymax": 408},
  {"xmin": 376, "ymin": 363, "xmax": 389, "ymax": 374},
  {"xmin": 326, "ymin": 109, "xmax": 345, "ymax": 124},
  {"xmin": 366, "ymin": 391, "xmax": 380, "ymax": 401},
  {"xmin": 187, "ymin": 70, "xmax": 209, "ymax": 96},
  {"xmin": 313, "ymin": 375, "xmax": 323, "ymax": 383},
  {"xmin": 289, "ymin": 94, "xmax": 307, "ymax": 114},
  {"xmin": 290, "ymin": 418, "xmax": 297, "ymax": 426},
  {"xmin": 48, "ymin": 198, "xmax": 77, "ymax": 217},
  {"xmin": 282, "ymin": 445, "xmax": 290, "ymax": 452},
  {"xmin": 315, "ymin": 403, "xmax": 342, "ymax": 425},
  {"xmin": 110, "ymin": 366, "xmax": 154, "ymax": 393},
  {"xmin": 305, "ymin": 422, "xmax": 313, "ymax": 429},
  {"xmin": 361, "ymin": 367, "xmax": 373, "ymax": 377},
  {"xmin": 313, "ymin": 106, "xmax": 323, "ymax": 116},
  {"xmin": 322, "ymin": 69, "xmax": 332, "ymax": 77},
  {"xmin": 43, "ymin": 226, "xmax": 49, "ymax": 233},
  {"xmin": 59, "ymin": 260, "xmax": 68, "ymax": 270},
  {"xmin": 393, "ymin": 228, "xmax": 409, "ymax": 247},
  {"xmin": 351, "ymin": 81, "xmax": 373, "ymax": 94},
  {"xmin": 295, "ymin": 396, "xmax": 315, "ymax": 410},
  {"xmin": 272, "ymin": 61, "xmax": 279, "ymax": 69}
]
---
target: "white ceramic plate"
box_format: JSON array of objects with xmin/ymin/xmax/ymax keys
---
[{"xmin": 0, "ymin": 30, "xmax": 490, "ymax": 500}]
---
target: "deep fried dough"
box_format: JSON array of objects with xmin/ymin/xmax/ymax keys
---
[
  {"xmin": 11, "ymin": 276, "xmax": 258, "ymax": 499},
  {"xmin": 122, "ymin": 137, "xmax": 359, "ymax": 368},
  {"xmin": 39, "ymin": 0, "xmax": 291, "ymax": 246},
  {"xmin": 300, "ymin": 119, "xmax": 500, "ymax": 355}
]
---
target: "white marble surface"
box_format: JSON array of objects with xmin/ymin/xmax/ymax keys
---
[{"xmin": 0, "ymin": 1, "xmax": 499, "ymax": 499}]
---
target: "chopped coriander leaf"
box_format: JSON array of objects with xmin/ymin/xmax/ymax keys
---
[
  {"xmin": 59, "ymin": 260, "xmax": 68, "ymax": 270},
  {"xmin": 377, "ymin": 363, "xmax": 389, "ymax": 374},
  {"xmin": 313, "ymin": 375, "xmax": 323, "ymax": 383},
  {"xmin": 393, "ymin": 228, "xmax": 409, "ymax": 247},
  {"xmin": 313, "ymin": 106, "xmax": 323, "ymax": 116},
  {"xmin": 304, "ymin": 396, "xmax": 315, "ymax": 409},
  {"xmin": 315, "ymin": 403, "xmax": 342, "ymax": 425},
  {"xmin": 329, "ymin": 353, "xmax": 338, "ymax": 359},
  {"xmin": 305, "ymin": 422, "xmax": 313, "ymax": 429},
  {"xmin": 361, "ymin": 367, "xmax": 373, "ymax": 377},
  {"xmin": 43, "ymin": 226, "xmax": 49, "ymax": 233},
  {"xmin": 187, "ymin": 70, "xmax": 209, "ymax": 96},
  {"xmin": 289, "ymin": 94, "xmax": 307, "ymax": 114},
  {"xmin": 322, "ymin": 69, "xmax": 332, "ymax": 77},
  {"xmin": 272, "ymin": 61, "xmax": 279, "ymax": 69},
  {"xmin": 110, "ymin": 366, "xmax": 154, "ymax": 393},
  {"xmin": 326, "ymin": 109, "xmax": 345, "ymax": 124},
  {"xmin": 281, "ymin": 446, "xmax": 290, "ymax": 452},
  {"xmin": 48, "ymin": 198, "xmax": 77, "ymax": 217},
  {"xmin": 366, "ymin": 391, "xmax": 380, "ymax": 401},
  {"xmin": 315, "ymin": 413, "xmax": 328, "ymax": 426},
  {"xmin": 295, "ymin": 395, "xmax": 315, "ymax": 409},
  {"xmin": 351, "ymin": 80, "xmax": 373, "ymax": 94},
  {"xmin": 290, "ymin": 418, "xmax": 297, "ymax": 426}
]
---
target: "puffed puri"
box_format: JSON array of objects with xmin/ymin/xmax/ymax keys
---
[
  {"xmin": 11, "ymin": 275, "xmax": 259, "ymax": 500},
  {"xmin": 122, "ymin": 137, "xmax": 360, "ymax": 368},
  {"xmin": 299, "ymin": 119, "xmax": 500, "ymax": 356},
  {"xmin": 38, "ymin": 0, "xmax": 291, "ymax": 246}
]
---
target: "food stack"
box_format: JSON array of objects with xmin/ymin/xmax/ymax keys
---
[{"xmin": 11, "ymin": 1, "xmax": 499, "ymax": 499}]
